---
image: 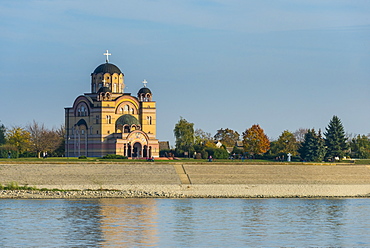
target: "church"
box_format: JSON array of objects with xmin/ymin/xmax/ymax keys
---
[{"xmin": 65, "ymin": 51, "xmax": 159, "ymax": 158}]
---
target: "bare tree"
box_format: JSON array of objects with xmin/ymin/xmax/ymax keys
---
[{"xmin": 27, "ymin": 120, "xmax": 63, "ymax": 158}]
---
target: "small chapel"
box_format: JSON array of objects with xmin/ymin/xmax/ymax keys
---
[{"xmin": 65, "ymin": 51, "xmax": 159, "ymax": 158}]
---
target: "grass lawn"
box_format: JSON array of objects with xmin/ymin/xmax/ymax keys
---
[{"xmin": 0, "ymin": 157, "xmax": 364, "ymax": 164}]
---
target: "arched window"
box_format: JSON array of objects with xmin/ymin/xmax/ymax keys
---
[
  {"xmin": 106, "ymin": 115, "xmax": 112, "ymax": 124},
  {"xmin": 124, "ymin": 105, "xmax": 129, "ymax": 113}
]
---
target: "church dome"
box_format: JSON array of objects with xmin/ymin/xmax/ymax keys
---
[
  {"xmin": 116, "ymin": 114, "xmax": 140, "ymax": 126},
  {"xmin": 97, "ymin": 86, "xmax": 111, "ymax": 93},
  {"xmin": 138, "ymin": 87, "xmax": 152, "ymax": 94},
  {"xmin": 93, "ymin": 63, "xmax": 122, "ymax": 74}
]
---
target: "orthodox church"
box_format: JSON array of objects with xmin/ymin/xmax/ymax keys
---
[{"xmin": 65, "ymin": 51, "xmax": 159, "ymax": 158}]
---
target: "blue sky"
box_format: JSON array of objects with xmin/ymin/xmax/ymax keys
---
[{"xmin": 1, "ymin": 0, "xmax": 369, "ymax": 146}]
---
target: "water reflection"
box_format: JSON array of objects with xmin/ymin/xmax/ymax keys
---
[
  {"xmin": 98, "ymin": 198, "xmax": 158, "ymax": 247},
  {"xmin": 0, "ymin": 198, "xmax": 370, "ymax": 247}
]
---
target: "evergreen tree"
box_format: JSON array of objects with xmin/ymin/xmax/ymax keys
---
[
  {"xmin": 324, "ymin": 115, "xmax": 348, "ymax": 160},
  {"xmin": 0, "ymin": 122, "xmax": 6, "ymax": 145},
  {"xmin": 298, "ymin": 129, "xmax": 325, "ymax": 162}
]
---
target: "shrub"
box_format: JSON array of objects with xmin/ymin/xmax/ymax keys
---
[
  {"xmin": 78, "ymin": 156, "xmax": 87, "ymax": 159},
  {"xmin": 0, "ymin": 145, "xmax": 19, "ymax": 158},
  {"xmin": 102, "ymin": 154, "xmax": 128, "ymax": 159},
  {"xmin": 0, "ymin": 183, "xmax": 3, "ymax": 190},
  {"xmin": 6, "ymin": 181, "xmax": 19, "ymax": 190}
]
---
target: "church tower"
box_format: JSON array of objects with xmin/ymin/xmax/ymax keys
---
[{"xmin": 65, "ymin": 51, "xmax": 159, "ymax": 158}]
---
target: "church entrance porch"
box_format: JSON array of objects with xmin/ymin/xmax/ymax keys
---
[{"xmin": 123, "ymin": 142, "xmax": 151, "ymax": 159}]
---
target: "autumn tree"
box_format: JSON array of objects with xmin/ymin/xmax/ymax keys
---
[
  {"xmin": 214, "ymin": 128, "xmax": 240, "ymax": 147},
  {"xmin": 324, "ymin": 116, "xmax": 348, "ymax": 160},
  {"xmin": 275, "ymin": 130, "xmax": 299, "ymax": 156},
  {"xmin": 298, "ymin": 129, "xmax": 325, "ymax": 162},
  {"xmin": 350, "ymin": 134, "xmax": 370, "ymax": 159},
  {"xmin": 6, "ymin": 126, "xmax": 31, "ymax": 154},
  {"xmin": 242, "ymin": 124, "xmax": 270, "ymax": 157},
  {"xmin": 174, "ymin": 117, "xmax": 195, "ymax": 156},
  {"xmin": 27, "ymin": 121, "xmax": 63, "ymax": 158}
]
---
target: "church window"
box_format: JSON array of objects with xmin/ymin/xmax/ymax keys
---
[
  {"xmin": 81, "ymin": 129, "xmax": 85, "ymax": 135},
  {"xmin": 106, "ymin": 115, "xmax": 112, "ymax": 124},
  {"xmin": 124, "ymin": 105, "xmax": 129, "ymax": 113},
  {"xmin": 96, "ymin": 115, "xmax": 99, "ymax": 124},
  {"xmin": 107, "ymin": 130, "xmax": 110, "ymax": 134},
  {"xmin": 113, "ymin": 84, "xmax": 117, "ymax": 92},
  {"xmin": 130, "ymin": 108, "xmax": 134, "ymax": 114},
  {"xmin": 147, "ymin": 116, "xmax": 152, "ymax": 125}
]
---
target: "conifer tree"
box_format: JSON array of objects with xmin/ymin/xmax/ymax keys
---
[
  {"xmin": 0, "ymin": 122, "xmax": 6, "ymax": 145},
  {"xmin": 324, "ymin": 115, "xmax": 348, "ymax": 160},
  {"xmin": 298, "ymin": 129, "xmax": 325, "ymax": 162}
]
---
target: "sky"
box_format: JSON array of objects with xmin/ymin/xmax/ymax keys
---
[{"xmin": 0, "ymin": 0, "xmax": 369, "ymax": 146}]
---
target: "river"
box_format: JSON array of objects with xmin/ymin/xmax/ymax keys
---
[{"xmin": 1, "ymin": 198, "xmax": 369, "ymax": 247}]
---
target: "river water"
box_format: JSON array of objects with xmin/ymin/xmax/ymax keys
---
[{"xmin": 0, "ymin": 198, "xmax": 369, "ymax": 247}]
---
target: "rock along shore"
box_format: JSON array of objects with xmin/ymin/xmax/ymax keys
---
[{"xmin": 1, "ymin": 162, "xmax": 370, "ymax": 198}]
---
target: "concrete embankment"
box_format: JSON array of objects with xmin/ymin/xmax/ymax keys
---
[{"xmin": 1, "ymin": 162, "xmax": 370, "ymax": 198}]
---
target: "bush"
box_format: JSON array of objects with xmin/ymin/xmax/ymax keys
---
[
  {"xmin": 6, "ymin": 181, "xmax": 19, "ymax": 190},
  {"xmin": 102, "ymin": 154, "xmax": 128, "ymax": 159},
  {"xmin": 0, "ymin": 145, "xmax": 19, "ymax": 158},
  {"xmin": 78, "ymin": 156, "xmax": 87, "ymax": 159},
  {"xmin": 205, "ymin": 147, "xmax": 229, "ymax": 159}
]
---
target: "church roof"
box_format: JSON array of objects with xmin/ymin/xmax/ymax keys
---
[
  {"xmin": 138, "ymin": 87, "xmax": 152, "ymax": 94},
  {"xmin": 116, "ymin": 114, "xmax": 140, "ymax": 127},
  {"xmin": 93, "ymin": 62, "xmax": 122, "ymax": 74}
]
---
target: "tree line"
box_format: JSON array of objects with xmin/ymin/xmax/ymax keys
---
[
  {"xmin": 171, "ymin": 115, "xmax": 370, "ymax": 161},
  {"xmin": 0, "ymin": 121, "xmax": 64, "ymax": 158}
]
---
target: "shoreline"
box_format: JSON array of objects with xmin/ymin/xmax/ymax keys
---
[
  {"xmin": 1, "ymin": 163, "xmax": 370, "ymax": 199},
  {"xmin": 2, "ymin": 184, "xmax": 370, "ymax": 199}
]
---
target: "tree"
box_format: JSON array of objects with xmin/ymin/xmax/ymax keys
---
[
  {"xmin": 274, "ymin": 130, "xmax": 299, "ymax": 156},
  {"xmin": 324, "ymin": 116, "xmax": 348, "ymax": 160},
  {"xmin": 294, "ymin": 128, "xmax": 308, "ymax": 143},
  {"xmin": 350, "ymin": 134, "xmax": 370, "ymax": 159},
  {"xmin": 194, "ymin": 128, "xmax": 213, "ymax": 145},
  {"xmin": 298, "ymin": 129, "xmax": 325, "ymax": 162},
  {"xmin": 6, "ymin": 126, "xmax": 31, "ymax": 154},
  {"xmin": 214, "ymin": 128, "xmax": 240, "ymax": 147},
  {"xmin": 27, "ymin": 121, "xmax": 63, "ymax": 158},
  {"xmin": 174, "ymin": 117, "xmax": 195, "ymax": 156},
  {"xmin": 0, "ymin": 122, "xmax": 6, "ymax": 145},
  {"xmin": 242, "ymin": 124, "xmax": 270, "ymax": 156}
]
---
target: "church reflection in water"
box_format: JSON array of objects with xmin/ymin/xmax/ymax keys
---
[{"xmin": 97, "ymin": 198, "xmax": 159, "ymax": 247}]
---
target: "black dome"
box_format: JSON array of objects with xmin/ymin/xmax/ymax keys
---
[
  {"xmin": 97, "ymin": 86, "xmax": 111, "ymax": 93},
  {"xmin": 93, "ymin": 63, "xmax": 122, "ymax": 74},
  {"xmin": 138, "ymin": 87, "xmax": 152, "ymax": 94}
]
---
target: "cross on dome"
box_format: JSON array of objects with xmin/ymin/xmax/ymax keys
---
[
  {"xmin": 103, "ymin": 50, "xmax": 111, "ymax": 63},
  {"xmin": 142, "ymin": 79, "xmax": 148, "ymax": 87}
]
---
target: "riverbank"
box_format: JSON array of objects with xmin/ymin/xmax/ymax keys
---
[{"xmin": 1, "ymin": 163, "xmax": 370, "ymax": 198}]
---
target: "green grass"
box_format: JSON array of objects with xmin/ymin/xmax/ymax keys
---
[{"xmin": 0, "ymin": 156, "xmax": 362, "ymax": 164}]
